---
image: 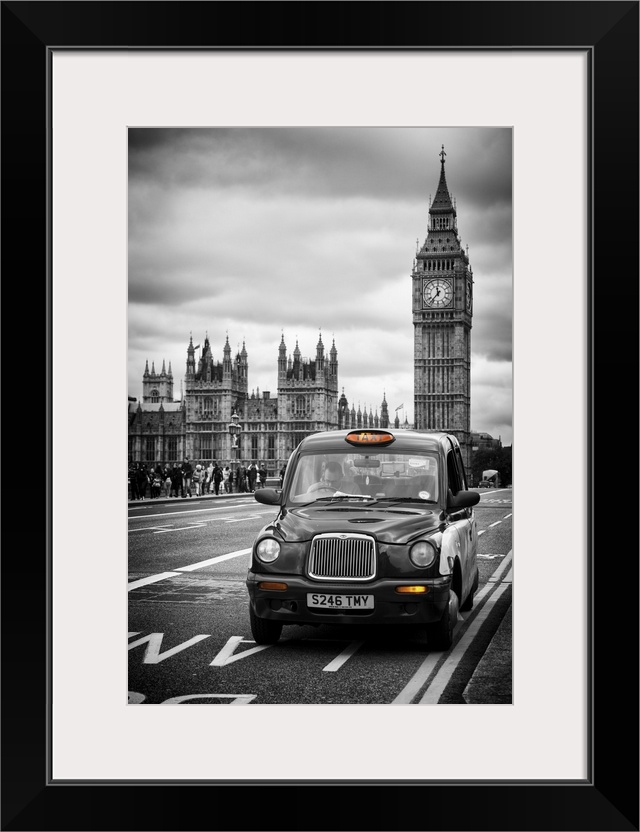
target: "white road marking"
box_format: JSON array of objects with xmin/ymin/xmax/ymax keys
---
[
  {"xmin": 488, "ymin": 550, "xmax": 513, "ymax": 582},
  {"xmin": 225, "ymin": 517, "xmax": 259, "ymax": 523},
  {"xmin": 477, "ymin": 530, "xmax": 486, "ymax": 536},
  {"xmin": 210, "ymin": 636, "xmax": 273, "ymax": 666},
  {"xmin": 129, "ymin": 525, "xmax": 176, "ymax": 533},
  {"xmin": 478, "ymin": 554, "xmax": 504, "ymax": 559},
  {"xmin": 418, "ymin": 581, "xmax": 511, "ymax": 704},
  {"xmin": 128, "ymin": 549, "xmax": 252, "ymax": 590},
  {"xmin": 154, "ymin": 523, "xmax": 207, "ymax": 534},
  {"xmin": 129, "ymin": 502, "xmax": 260, "ymax": 521},
  {"xmin": 322, "ymin": 640, "xmax": 365, "ymax": 672},
  {"xmin": 128, "ymin": 572, "xmax": 181, "ymax": 590},
  {"xmin": 128, "ymin": 691, "xmax": 146, "ymax": 703},
  {"xmin": 162, "ymin": 693, "xmax": 256, "ymax": 705},
  {"xmin": 488, "ymin": 520, "xmax": 502, "ymax": 528},
  {"xmin": 503, "ymin": 513, "xmax": 512, "ymax": 519},
  {"xmin": 128, "ymin": 632, "xmax": 211, "ymax": 664},
  {"xmin": 175, "ymin": 549, "xmax": 251, "ymax": 572},
  {"xmin": 391, "ymin": 551, "xmax": 512, "ymax": 705}
]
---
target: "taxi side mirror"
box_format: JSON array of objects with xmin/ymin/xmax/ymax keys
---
[
  {"xmin": 447, "ymin": 489, "xmax": 480, "ymax": 510},
  {"xmin": 255, "ymin": 488, "xmax": 282, "ymax": 506}
]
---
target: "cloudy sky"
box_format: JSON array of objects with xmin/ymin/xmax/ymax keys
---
[{"xmin": 128, "ymin": 128, "xmax": 512, "ymax": 445}]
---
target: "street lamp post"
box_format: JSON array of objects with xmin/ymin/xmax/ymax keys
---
[{"xmin": 228, "ymin": 412, "xmax": 242, "ymax": 493}]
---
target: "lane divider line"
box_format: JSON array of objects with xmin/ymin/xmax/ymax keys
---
[
  {"xmin": 154, "ymin": 524, "xmax": 206, "ymax": 534},
  {"xmin": 488, "ymin": 550, "xmax": 513, "ymax": 583},
  {"xmin": 488, "ymin": 520, "xmax": 502, "ymax": 528},
  {"xmin": 323, "ymin": 641, "xmax": 365, "ymax": 672},
  {"xmin": 127, "ymin": 572, "xmax": 181, "ymax": 591},
  {"xmin": 391, "ymin": 551, "xmax": 512, "ymax": 704},
  {"xmin": 129, "ymin": 503, "xmax": 266, "ymax": 521},
  {"xmin": 418, "ymin": 581, "xmax": 512, "ymax": 704},
  {"xmin": 128, "ymin": 549, "xmax": 252, "ymax": 590},
  {"xmin": 175, "ymin": 549, "xmax": 252, "ymax": 572}
]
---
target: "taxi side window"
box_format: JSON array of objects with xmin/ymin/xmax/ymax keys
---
[
  {"xmin": 454, "ymin": 446, "xmax": 468, "ymax": 491},
  {"xmin": 447, "ymin": 451, "xmax": 463, "ymax": 495}
]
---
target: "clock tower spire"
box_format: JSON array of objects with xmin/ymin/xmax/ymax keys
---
[{"xmin": 412, "ymin": 147, "xmax": 473, "ymax": 472}]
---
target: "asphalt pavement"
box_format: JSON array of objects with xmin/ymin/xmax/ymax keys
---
[{"xmin": 128, "ymin": 487, "xmax": 513, "ymax": 705}]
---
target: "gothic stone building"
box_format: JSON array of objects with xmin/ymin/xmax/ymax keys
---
[
  {"xmin": 412, "ymin": 147, "xmax": 473, "ymax": 472},
  {"xmin": 128, "ymin": 333, "xmax": 390, "ymax": 476}
]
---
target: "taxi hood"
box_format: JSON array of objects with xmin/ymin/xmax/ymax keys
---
[{"xmin": 276, "ymin": 502, "xmax": 442, "ymax": 546}]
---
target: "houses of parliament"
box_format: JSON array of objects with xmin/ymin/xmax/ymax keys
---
[
  {"xmin": 128, "ymin": 331, "xmax": 397, "ymax": 476},
  {"xmin": 128, "ymin": 148, "xmax": 479, "ymax": 477}
]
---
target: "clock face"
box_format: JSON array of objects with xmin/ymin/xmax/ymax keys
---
[
  {"xmin": 466, "ymin": 281, "xmax": 473, "ymax": 312},
  {"xmin": 423, "ymin": 278, "xmax": 453, "ymax": 308}
]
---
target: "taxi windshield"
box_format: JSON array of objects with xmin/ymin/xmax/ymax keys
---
[{"xmin": 288, "ymin": 450, "xmax": 439, "ymax": 504}]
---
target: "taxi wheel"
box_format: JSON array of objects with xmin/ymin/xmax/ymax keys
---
[
  {"xmin": 460, "ymin": 567, "xmax": 479, "ymax": 611},
  {"xmin": 250, "ymin": 606, "xmax": 283, "ymax": 645},
  {"xmin": 460, "ymin": 588, "xmax": 474, "ymax": 612},
  {"xmin": 427, "ymin": 597, "xmax": 455, "ymax": 650}
]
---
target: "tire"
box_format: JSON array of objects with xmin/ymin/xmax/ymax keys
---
[
  {"xmin": 249, "ymin": 606, "xmax": 283, "ymax": 645},
  {"xmin": 460, "ymin": 567, "xmax": 479, "ymax": 612},
  {"xmin": 460, "ymin": 590, "xmax": 474, "ymax": 612},
  {"xmin": 426, "ymin": 591, "xmax": 458, "ymax": 650}
]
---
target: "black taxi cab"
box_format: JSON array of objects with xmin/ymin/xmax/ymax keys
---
[{"xmin": 247, "ymin": 429, "xmax": 480, "ymax": 650}]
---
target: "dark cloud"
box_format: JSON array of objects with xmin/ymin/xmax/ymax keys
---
[{"xmin": 128, "ymin": 127, "xmax": 512, "ymax": 443}]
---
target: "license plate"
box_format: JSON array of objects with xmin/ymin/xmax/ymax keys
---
[{"xmin": 307, "ymin": 593, "xmax": 374, "ymax": 609}]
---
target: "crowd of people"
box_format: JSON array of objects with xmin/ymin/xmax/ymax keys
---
[{"xmin": 128, "ymin": 459, "xmax": 275, "ymax": 500}]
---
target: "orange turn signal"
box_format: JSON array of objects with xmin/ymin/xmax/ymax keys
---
[
  {"xmin": 258, "ymin": 581, "xmax": 288, "ymax": 591},
  {"xmin": 395, "ymin": 585, "xmax": 429, "ymax": 594}
]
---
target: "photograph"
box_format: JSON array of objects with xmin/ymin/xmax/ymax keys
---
[
  {"xmin": 2, "ymin": 0, "xmax": 636, "ymax": 827},
  {"xmin": 127, "ymin": 127, "xmax": 514, "ymax": 705}
]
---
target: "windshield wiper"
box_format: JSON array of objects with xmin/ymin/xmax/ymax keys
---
[
  {"xmin": 380, "ymin": 497, "xmax": 439, "ymax": 505},
  {"xmin": 313, "ymin": 495, "xmax": 375, "ymax": 502}
]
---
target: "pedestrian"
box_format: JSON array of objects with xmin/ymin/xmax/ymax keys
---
[
  {"xmin": 129, "ymin": 463, "xmax": 140, "ymax": 501},
  {"xmin": 213, "ymin": 462, "xmax": 223, "ymax": 495},
  {"xmin": 150, "ymin": 465, "xmax": 163, "ymax": 499},
  {"xmin": 206, "ymin": 462, "xmax": 214, "ymax": 494},
  {"xmin": 279, "ymin": 462, "xmax": 287, "ymax": 488},
  {"xmin": 170, "ymin": 462, "xmax": 183, "ymax": 497},
  {"xmin": 258, "ymin": 463, "xmax": 267, "ymax": 489},
  {"xmin": 237, "ymin": 462, "xmax": 247, "ymax": 493},
  {"xmin": 181, "ymin": 458, "xmax": 193, "ymax": 498},
  {"xmin": 136, "ymin": 464, "xmax": 149, "ymax": 500},
  {"xmin": 193, "ymin": 464, "xmax": 202, "ymax": 496},
  {"xmin": 163, "ymin": 464, "xmax": 172, "ymax": 497},
  {"xmin": 247, "ymin": 462, "xmax": 257, "ymax": 492},
  {"xmin": 222, "ymin": 465, "xmax": 231, "ymax": 493}
]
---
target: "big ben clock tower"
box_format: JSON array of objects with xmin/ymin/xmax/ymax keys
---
[{"xmin": 412, "ymin": 146, "xmax": 473, "ymax": 473}]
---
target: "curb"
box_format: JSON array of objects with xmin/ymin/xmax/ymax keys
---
[
  {"xmin": 128, "ymin": 491, "xmax": 264, "ymax": 506},
  {"xmin": 462, "ymin": 603, "xmax": 513, "ymax": 704}
]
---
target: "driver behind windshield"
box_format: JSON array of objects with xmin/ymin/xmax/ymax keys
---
[{"xmin": 307, "ymin": 460, "xmax": 359, "ymax": 495}]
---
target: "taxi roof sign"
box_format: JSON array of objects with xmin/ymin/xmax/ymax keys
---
[{"xmin": 345, "ymin": 430, "xmax": 395, "ymax": 446}]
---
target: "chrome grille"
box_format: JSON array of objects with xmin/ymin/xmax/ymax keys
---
[{"xmin": 308, "ymin": 533, "xmax": 376, "ymax": 581}]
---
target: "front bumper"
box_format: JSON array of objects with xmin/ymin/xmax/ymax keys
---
[{"xmin": 246, "ymin": 572, "xmax": 451, "ymax": 626}]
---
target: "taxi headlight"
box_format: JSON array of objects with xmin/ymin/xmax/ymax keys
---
[
  {"xmin": 409, "ymin": 539, "xmax": 437, "ymax": 568},
  {"xmin": 256, "ymin": 538, "xmax": 281, "ymax": 563}
]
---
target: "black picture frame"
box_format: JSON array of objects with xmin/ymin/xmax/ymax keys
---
[{"xmin": 2, "ymin": 2, "xmax": 638, "ymax": 830}]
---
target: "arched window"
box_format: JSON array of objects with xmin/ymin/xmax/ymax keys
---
[
  {"xmin": 203, "ymin": 396, "xmax": 213, "ymax": 416},
  {"xmin": 150, "ymin": 388, "xmax": 159, "ymax": 403}
]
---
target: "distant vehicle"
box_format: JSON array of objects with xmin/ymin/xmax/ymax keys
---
[
  {"xmin": 246, "ymin": 429, "xmax": 480, "ymax": 650},
  {"xmin": 480, "ymin": 469, "xmax": 501, "ymax": 488}
]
